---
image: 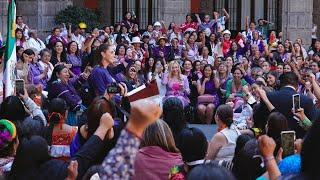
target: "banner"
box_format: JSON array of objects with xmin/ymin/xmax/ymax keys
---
[{"xmin": 3, "ymin": 0, "xmax": 16, "ymax": 97}]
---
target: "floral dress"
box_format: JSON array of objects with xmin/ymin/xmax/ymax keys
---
[{"xmin": 162, "ymin": 74, "xmax": 190, "ymax": 107}]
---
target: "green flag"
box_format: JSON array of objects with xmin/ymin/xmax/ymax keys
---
[{"xmin": 3, "ymin": 0, "xmax": 16, "ymax": 97}]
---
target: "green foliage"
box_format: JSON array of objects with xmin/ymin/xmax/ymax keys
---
[{"xmin": 55, "ymin": 6, "xmax": 102, "ymax": 31}]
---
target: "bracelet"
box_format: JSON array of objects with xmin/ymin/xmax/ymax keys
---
[{"xmin": 263, "ymin": 156, "xmax": 275, "ymax": 164}]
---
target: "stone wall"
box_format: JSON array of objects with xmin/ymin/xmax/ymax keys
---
[
  {"xmin": 16, "ymin": 0, "xmax": 73, "ymax": 38},
  {"xmin": 1, "ymin": 0, "xmax": 74, "ymax": 40},
  {"xmin": 0, "ymin": 0, "xmax": 9, "ymax": 40},
  {"xmin": 159, "ymin": 0, "xmax": 191, "ymax": 26},
  {"xmin": 313, "ymin": 0, "xmax": 320, "ymax": 38},
  {"xmin": 281, "ymin": 0, "xmax": 313, "ymax": 48}
]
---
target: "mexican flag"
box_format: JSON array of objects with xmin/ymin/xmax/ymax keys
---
[{"xmin": 3, "ymin": 0, "xmax": 16, "ymax": 97}]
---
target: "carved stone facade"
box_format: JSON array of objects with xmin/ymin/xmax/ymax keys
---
[
  {"xmin": 0, "ymin": 0, "xmax": 319, "ymax": 43},
  {"xmin": 159, "ymin": 0, "xmax": 191, "ymax": 25},
  {"xmin": 0, "ymin": 0, "xmax": 72, "ymax": 39},
  {"xmin": 313, "ymin": 0, "xmax": 320, "ymax": 37},
  {"xmin": 281, "ymin": 0, "xmax": 313, "ymax": 47}
]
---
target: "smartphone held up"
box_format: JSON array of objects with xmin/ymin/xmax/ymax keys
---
[
  {"xmin": 281, "ymin": 131, "xmax": 296, "ymax": 158},
  {"xmin": 15, "ymin": 79, "xmax": 25, "ymax": 95},
  {"xmin": 292, "ymin": 94, "xmax": 300, "ymax": 113}
]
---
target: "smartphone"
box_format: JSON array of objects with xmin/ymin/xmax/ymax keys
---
[
  {"xmin": 292, "ymin": 94, "xmax": 300, "ymax": 113},
  {"xmin": 15, "ymin": 79, "xmax": 25, "ymax": 95},
  {"xmin": 281, "ymin": 131, "xmax": 296, "ymax": 158}
]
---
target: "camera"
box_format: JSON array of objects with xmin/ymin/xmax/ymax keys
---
[{"xmin": 107, "ymin": 83, "xmax": 121, "ymax": 94}]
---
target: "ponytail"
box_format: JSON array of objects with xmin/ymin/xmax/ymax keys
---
[
  {"xmin": 216, "ymin": 105, "xmax": 234, "ymax": 128},
  {"xmin": 45, "ymin": 98, "xmax": 67, "ymax": 145}
]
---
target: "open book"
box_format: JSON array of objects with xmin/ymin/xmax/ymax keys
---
[{"xmin": 127, "ymin": 81, "xmax": 160, "ymax": 103}]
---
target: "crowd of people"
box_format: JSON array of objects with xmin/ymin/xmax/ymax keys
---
[{"xmin": 0, "ymin": 9, "xmax": 320, "ymax": 179}]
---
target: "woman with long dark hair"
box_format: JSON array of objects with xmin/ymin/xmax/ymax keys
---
[
  {"xmin": 180, "ymin": 14, "xmax": 198, "ymax": 33},
  {"xmin": 197, "ymin": 64, "xmax": 220, "ymax": 124},
  {"xmin": 66, "ymin": 41, "xmax": 82, "ymax": 76},
  {"xmin": 15, "ymin": 28, "xmax": 26, "ymax": 48},
  {"xmin": 47, "ymin": 64, "xmax": 86, "ymax": 125},
  {"xmin": 88, "ymin": 44, "xmax": 127, "ymax": 96},
  {"xmin": 45, "ymin": 98, "xmax": 77, "ymax": 161},
  {"xmin": 50, "ymin": 41, "xmax": 67, "ymax": 66}
]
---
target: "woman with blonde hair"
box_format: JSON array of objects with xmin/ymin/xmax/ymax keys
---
[
  {"xmin": 162, "ymin": 61, "xmax": 190, "ymax": 107},
  {"xmin": 133, "ymin": 119, "xmax": 183, "ymax": 180}
]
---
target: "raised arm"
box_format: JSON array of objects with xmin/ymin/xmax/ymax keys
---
[
  {"xmin": 160, "ymin": 20, "xmax": 167, "ymax": 34},
  {"xmin": 195, "ymin": 14, "xmax": 202, "ymax": 25},
  {"xmin": 222, "ymin": 8, "xmax": 230, "ymax": 20},
  {"xmin": 258, "ymin": 135, "xmax": 281, "ymax": 180},
  {"xmin": 245, "ymin": 16, "xmax": 249, "ymax": 32},
  {"xmin": 67, "ymin": 24, "xmax": 72, "ymax": 42},
  {"xmin": 99, "ymin": 100, "xmax": 161, "ymax": 180},
  {"xmin": 308, "ymin": 73, "xmax": 320, "ymax": 101},
  {"xmin": 257, "ymin": 87, "xmax": 275, "ymax": 112}
]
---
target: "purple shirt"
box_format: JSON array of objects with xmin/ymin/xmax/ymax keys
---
[
  {"xmin": 28, "ymin": 63, "xmax": 48, "ymax": 88},
  {"xmin": 48, "ymin": 78, "xmax": 82, "ymax": 111},
  {"xmin": 89, "ymin": 66, "xmax": 115, "ymax": 96},
  {"xmin": 49, "ymin": 35, "xmax": 68, "ymax": 47},
  {"xmin": 67, "ymin": 54, "xmax": 82, "ymax": 76},
  {"xmin": 152, "ymin": 46, "xmax": 171, "ymax": 60}
]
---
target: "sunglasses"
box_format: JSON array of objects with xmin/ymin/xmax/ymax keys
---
[{"xmin": 129, "ymin": 68, "xmax": 136, "ymax": 72}]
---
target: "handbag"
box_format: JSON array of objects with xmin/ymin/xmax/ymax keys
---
[{"xmin": 197, "ymin": 94, "xmax": 215, "ymax": 104}]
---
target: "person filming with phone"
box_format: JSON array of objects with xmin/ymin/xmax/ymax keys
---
[{"xmin": 255, "ymin": 72, "xmax": 316, "ymax": 138}]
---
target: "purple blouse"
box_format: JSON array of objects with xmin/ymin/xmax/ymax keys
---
[
  {"xmin": 48, "ymin": 76, "xmax": 84, "ymax": 111},
  {"xmin": 204, "ymin": 79, "xmax": 219, "ymax": 95},
  {"xmin": 67, "ymin": 54, "xmax": 82, "ymax": 76},
  {"xmin": 28, "ymin": 63, "xmax": 48, "ymax": 88},
  {"xmin": 152, "ymin": 46, "xmax": 171, "ymax": 60}
]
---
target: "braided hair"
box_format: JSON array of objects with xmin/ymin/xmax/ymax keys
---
[{"xmin": 45, "ymin": 98, "xmax": 67, "ymax": 145}]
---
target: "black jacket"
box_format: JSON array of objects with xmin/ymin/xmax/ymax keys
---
[{"xmin": 254, "ymin": 87, "xmax": 317, "ymax": 138}]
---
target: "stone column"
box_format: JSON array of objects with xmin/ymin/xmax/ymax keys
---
[
  {"xmin": 313, "ymin": 0, "xmax": 320, "ymax": 38},
  {"xmin": 159, "ymin": 0, "xmax": 191, "ymax": 26},
  {"xmin": 281, "ymin": 0, "xmax": 313, "ymax": 48},
  {"xmin": 0, "ymin": 0, "xmax": 9, "ymax": 40},
  {"xmin": 99, "ymin": 0, "xmax": 112, "ymax": 25}
]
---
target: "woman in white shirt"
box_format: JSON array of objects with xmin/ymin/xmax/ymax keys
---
[
  {"xmin": 199, "ymin": 46, "xmax": 214, "ymax": 65},
  {"xmin": 25, "ymin": 30, "xmax": 46, "ymax": 54},
  {"xmin": 38, "ymin": 49, "xmax": 54, "ymax": 80},
  {"xmin": 206, "ymin": 104, "xmax": 241, "ymax": 161}
]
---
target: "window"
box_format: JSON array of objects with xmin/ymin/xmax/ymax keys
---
[
  {"xmin": 213, "ymin": 0, "xmax": 281, "ymax": 32},
  {"xmin": 112, "ymin": 0, "xmax": 159, "ymax": 29},
  {"xmin": 214, "ymin": 0, "xmax": 239, "ymax": 31},
  {"xmin": 266, "ymin": 0, "xmax": 281, "ymax": 31}
]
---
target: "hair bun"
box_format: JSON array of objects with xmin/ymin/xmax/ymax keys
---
[{"xmin": 49, "ymin": 113, "xmax": 62, "ymax": 124}]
